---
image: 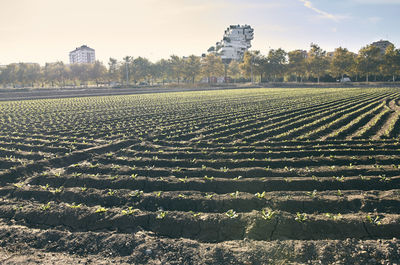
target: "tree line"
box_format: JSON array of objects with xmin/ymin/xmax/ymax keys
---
[{"xmin": 1, "ymin": 42, "xmax": 400, "ymax": 88}]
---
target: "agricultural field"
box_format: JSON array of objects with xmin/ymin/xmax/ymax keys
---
[{"xmin": 0, "ymin": 87, "xmax": 399, "ymax": 264}]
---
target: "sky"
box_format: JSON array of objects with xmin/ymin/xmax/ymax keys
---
[{"xmin": 0, "ymin": 0, "xmax": 399, "ymax": 65}]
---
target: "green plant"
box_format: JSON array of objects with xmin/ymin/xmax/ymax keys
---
[
  {"xmin": 366, "ymin": 214, "xmax": 381, "ymax": 226},
  {"xmin": 255, "ymin": 191, "xmax": 266, "ymax": 199},
  {"xmin": 306, "ymin": 190, "xmax": 317, "ymax": 198},
  {"xmin": 295, "ymin": 212, "xmax": 307, "ymax": 223},
  {"xmin": 204, "ymin": 175, "xmax": 214, "ymax": 181},
  {"xmin": 122, "ymin": 207, "xmax": 139, "ymax": 215},
  {"xmin": 379, "ymin": 175, "xmax": 391, "ymax": 183},
  {"xmin": 189, "ymin": 211, "xmax": 201, "ymax": 218},
  {"xmin": 261, "ymin": 209, "xmax": 276, "ymax": 220},
  {"xmin": 40, "ymin": 202, "xmax": 51, "ymax": 211},
  {"xmin": 95, "ymin": 207, "xmax": 108, "ymax": 213},
  {"xmin": 325, "ymin": 213, "xmax": 342, "ymax": 220},
  {"xmin": 131, "ymin": 173, "xmax": 138, "ymax": 179},
  {"xmin": 156, "ymin": 211, "xmax": 167, "ymax": 219},
  {"xmin": 107, "ymin": 189, "xmax": 116, "ymax": 196},
  {"xmin": 179, "ymin": 176, "xmax": 188, "ymax": 183},
  {"xmin": 52, "ymin": 186, "xmax": 64, "ymax": 194},
  {"xmin": 332, "ymin": 176, "xmax": 345, "ymax": 182},
  {"xmin": 13, "ymin": 182, "xmax": 24, "ymax": 188},
  {"xmin": 40, "ymin": 184, "xmax": 50, "ymax": 191},
  {"xmin": 205, "ymin": 193, "xmax": 214, "ymax": 199},
  {"xmin": 229, "ymin": 191, "xmax": 239, "ymax": 198},
  {"xmin": 225, "ymin": 209, "xmax": 238, "ymax": 219},
  {"xmin": 311, "ymin": 175, "xmax": 320, "ymax": 182},
  {"xmin": 67, "ymin": 203, "xmax": 82, "ymax": 209},
  {"xmin": 337, "ymin": 189, "xmax": 343, "ymax": 196},
  {"xmin": 131, "ymin": 190, "xmax": 143, "ymax": 197}
]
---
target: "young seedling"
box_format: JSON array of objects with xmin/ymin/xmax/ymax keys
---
[
  {"xmin": 337, "ymin": 189, "xmax": 343, "ymax": 196},
  {"xmin": 379, "ymin": 175, "xmax": 391, "ymax": 183},
  {"xmin": 255, "ymin": 191, "xmax": 266, "ymax": 199},
  {"xmin": 107, "ymin": 189, "xmax": 116, "ymax": 196},
  {"xmin": 284, "ymin": 177, "xmax": 292, "ymax": 183},
  {"xmin": 122, "ymin": 207, "xmax": 139, "ymax": 215},
  {"xmin": 156, "ymin": 211, "xmax": 167, "ymax": 219},
  {"xmin": 179, "ymin": 176, "xmax": 188, "ymax": 183},
  {"xmin": 261, "ymin": 209, "xmax": 276, "ymax": 220},
  {"xmin": 40, "ymin": 202, "xmax": 51, "ymax": 211},
  {"xmin": 40, "ymin": 184, "xmax": 50, "ymax": 191},
  {"xmin": 233, "ymin": 176, "xmax": 242, "ymax": 180},
  {"xmin": 80, "ymin": 186, "xmax": 87, "ymax": 192},
  {"xmin": 220, "ymin": 166, "xmax": 229, "ymax": 173},
  {"xmin": 67, "ymin": 203, "xmax": 82, "ymax": 209},
  {"xmin": 325, "ymin": 213, "xmax": 342, "ymax": 220},
  {"xmin": 109, "ymin": 175, "xmax": 119, "ymax": 180},
  {"xmin": 95, "ymin": 207, "xmax": 108, "ymax": 213},
  {"xmin": 366, "ymin": 214, "xmax": 382, "ymax": 226},
  {"xmin": 154, "ymin": 191, "xmax": 162, "ymax": 197},
  {"xmin": 295, "ymin": 212, "xmax": 307, "ymax": 223},
  {"xmin": 360, "ymin": 175, "xmax": 371, "ymax": 181},
  {"xmin": 306, "ymin": 190, "xmax": 317, "ymax": 198},
  {"xmin": 52, "ymin": 186, "xmax": 64, "ymax": 194},
  {"xmin": 131, "ymin": 190, "xmax": 143, "ymax": 197},
  {"xmin": 229, "ymin": 191, "xmax": 239, "ymax": 198},
  {"xmin": 189, "ymin": 211, "xmax": 202, "ymax": 218},
  {"xmin": 332, "ymin": 176, "xmax": 345, "ymax": 182},
  {"xmin": 13, "ymin": 182, "xmax": 24, "ymax": 189},
  {"xmin": 205, "ymin": 193, "xmax": 214, "ymax": 199},
  {"xmin": 225, "ymin": 209, "xmax": 239, "ymax": 219},
  {"xmin": 178, "ymin": 194, "xmax": 186, "ymax": 199},
  {"xmin": 131, "ymin": 173, "xmax": 138, "ymax": 179},
  {"xmin": 311, "ymin": 175, "xmax": 320, "ymax": 182},
  {"xmin": 204, "ymin": 175, "xmax": 214, "ymax": 181}
]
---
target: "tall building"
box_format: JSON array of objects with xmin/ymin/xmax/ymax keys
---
[
  {"xmin": 209, "ymin": 25, "xmax": 254, "ymax": 62},
  {"xmin": 371, "ymin": 40, "xmax": 393, "ymax": 55},
  {"xmin": 69, "ymin": 45, "xmax": 95, "ymax": 64}
]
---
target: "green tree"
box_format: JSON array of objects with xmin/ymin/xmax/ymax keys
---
[
  {"xmin": 240, "ymin": 51, "xmax": 263, "ymax": 82},
  {"xmin": 330, "ymin": 47, "xmax": 355, "ymax": 81},
  {"xmin": 169, "ymin": 55, "xmax": 184, "ymax": 84},
  {"xmin": 356, "ymin": 45, "xmax": 381, "ymax": 82},
  {"xmin": 154, "ymin": 59, "xmax": 169, "ymax": 85},
  {"xmin": 108, "ymin": 58, "xmax": 119, "ymax": 84},
  {"xmin": 132, "ymin": 57, "xmax": 152, "ymax": 83},
  {"xmin": 288, "ymin": 50, "xmax": 307, "ymax": 82},
  {"xmin": 183, "ymin": 55, "xmax": 201, "ymax": 83},
  {"xmin": 25, "ymin": 63, "xmax": 42, "ymax": 87},
  {"xmin": 227, "ymin": 60, "xmax": 241, "ymax": 82},
  {"xmin": 381, "ymin": 44, "xmax": 400, "ymax": 82},
  {"xmin": 0, "ymin": 64, "xmax": 18, "ymax": 87},
  {"xmin": 201, "ymin": 53, "xmax": 224, "ymax": 83},
  {"xmin": 267, "ymin": 48, "xmax": 287, "ymax": 82},
  {"xmin": 16, "ymin": 63, "xmax": 29, "ymax": 87},
  {"xmin": 90, "ymin": 61, "xmax": 107, "ymax": 86},
  {"xmin": 307, "ymin": 43, "xmax": 329, "ymax": 83}
]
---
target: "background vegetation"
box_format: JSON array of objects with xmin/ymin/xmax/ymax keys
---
[{"xmin": 1, "ymin": 43, "xmax": 399, "ymax": 88}]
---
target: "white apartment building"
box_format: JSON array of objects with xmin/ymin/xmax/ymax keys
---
[
  {"xmin": 212, "ymin": 25, "xmax": 254, "ymax": 62},
  {"xmin": 69, "ymin": 45, "xmax": 95, "ymax": 64}
]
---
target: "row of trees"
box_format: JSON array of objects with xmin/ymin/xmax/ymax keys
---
[
  {"xmin": 1, "ymin": 43, "xmax": 400, "ymax": 87},
  {"xmin": 244, "ymin": 43, "xmax": 400, "ymax": 83}
]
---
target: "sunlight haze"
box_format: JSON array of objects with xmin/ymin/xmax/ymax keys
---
[{"xmin": 0, "ymin": 0, "xmax": 399, "ymax": 65}]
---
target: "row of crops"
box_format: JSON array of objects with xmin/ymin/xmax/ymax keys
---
[{"xmin": 0, "ymin": 87, "xmax": 399, "ymax": 263}]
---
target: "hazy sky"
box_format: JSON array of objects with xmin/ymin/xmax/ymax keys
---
[{"xmin": 1, "ymin": 0, "xmax": 399, "ymax": 65}]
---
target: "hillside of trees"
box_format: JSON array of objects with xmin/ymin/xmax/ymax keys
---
[{"xmin": 1, "ymin": 43, "xmax": 399, "ymax": 88}]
